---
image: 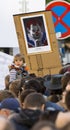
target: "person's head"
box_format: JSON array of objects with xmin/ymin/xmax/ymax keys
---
[
  {"xmin": 62, "ymin": 80, "xmax": 70, "ymax": 104},
  {"xmin": 23, "ymin": 92, "xmax": 46, "ymax": 111},
  {"xmin": 0, "ymin": 90, "xmax": 15, "ymax": 102},
  {"xmin": 65, "ymin": 90, "xmax": 70, "ymax": 111},
  {"xmin": 19, "ymin": 75, "xmax": 34, "ymax": 91},
  {"xmin": 61, "ymin": 73, "xmax": 70, "ymax": 92},
  {"xmin": 0, "ymin": 116, "xmax": 15, "ymax": 130},
  {"xmin": 47, "ymin": 95, "xmax": 61, "ymax": 103},
  {"xmin": 31, "ymin": 121, "xmax": 57, "ymax": 130},
  {"xmin": 9, "ymin": 79, "xmax": 21, "ymax": 97},
  {"xmin": 0, "ymin": 98, "xmax": 20, "ymax": 115},
  {"xmin": 34, "ymin": 77, "xmax": 46, "ymax": 94},
  {"xmin": 22, "ymin": 79, "xmax": 44, "ymax": 94},
  {"xmin": 44, "ymin": 74, "xmax": 63, "ymax": 95},
  {"xmin": 29, "ymin": 73, "xmax": 37, "ymax": 78},
  {"xmin": 13, "ymin": 53, "xmax": 25, "ymax": 67},
  {"xmin": 4, "ymin": 75, "xmax": 10, "ymax": 90},
  {"xmin": 19, "ymin": 89, "xmax": 36, "ymax": 107}
]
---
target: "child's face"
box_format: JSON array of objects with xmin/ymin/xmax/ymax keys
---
[{"xmin": 14, "ymin": 59, "xmax": 23, "ymax": 67}]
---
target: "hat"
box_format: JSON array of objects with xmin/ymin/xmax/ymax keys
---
[
  {"xmin": 43, "ymin": 74, "xmax": 51, "ymax": 88},
  {"xmin": 44, "ymin": 74, "xmax": 63, "ymax": 90},
  {"xmin": 0, "ymin": 98, "xmax": 20, "ymax": 112}
]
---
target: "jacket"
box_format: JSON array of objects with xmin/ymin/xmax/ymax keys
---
[{"xmin": 9, "ymin": 108, "xmax": 42, "ymax": 130}]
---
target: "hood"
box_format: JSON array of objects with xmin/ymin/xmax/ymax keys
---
[{"xmin": 13, "ymin": 108, "xmax": 42, "ymax": 128}]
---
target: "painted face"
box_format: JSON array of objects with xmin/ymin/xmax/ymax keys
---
[{"xmin": 28, "ymin": 24, "xmax": 42, "ymax": 39}]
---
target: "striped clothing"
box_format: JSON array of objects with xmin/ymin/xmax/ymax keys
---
[{"xmin": 9, "ymin": 64, "xmax": 29, "ymax": 82}]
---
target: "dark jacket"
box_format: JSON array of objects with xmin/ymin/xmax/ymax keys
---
[{"xmin": 9, "ymin": 108, "xmax": 42, "ymax": 130}]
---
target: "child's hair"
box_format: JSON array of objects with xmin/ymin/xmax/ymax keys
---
[{"xmin": 13, "ymin": 53, "xmax": 25, "ymax": 64}]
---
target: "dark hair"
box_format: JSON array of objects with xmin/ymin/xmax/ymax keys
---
[
  {"xmin": 24, "ymin": 92, "xmax": 46, "ymax": 108},
  {"xmin": 29, "ymin": 73, "xmax": 37, "ymax": 78},
  {"xmin": 48, "ymin": 95, "xmax": 61, "ymax": 103},
  {"xmin": 34, "ymin": 77, "xmax": 46, "ymax": 94},
  {"xmin": 19, "ymin": 76, "xmax": 34, "ymax": 92},
  {"xmin": 19, "ymin": 89, "xmax": 36, "ymax": 104},
  {"xmin": 61, "ymin": 73, "xmax": 70, "ymax": 91},
  {"xmin": 65, "ymin": 91, "xmax": 70, "ymax": 110},
  {"xmin": 39, "ymin": 110, "xmax": 60, "ymax": 124},
  {"xmin": 59, "ymin": 65, "xmax": 70, "ymax": 74},
  {"xmin": 23, "ymin": 79, "xmax": 45, "ymax": 94}
]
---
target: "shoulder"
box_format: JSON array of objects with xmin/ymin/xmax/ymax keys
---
[
  {"xmin": 46, "ymin": 101, "xmax": 65, "ymax": 111},
  {"xmin": 56, "ymin": 112, "xmax": 70, "ymax": 128}
]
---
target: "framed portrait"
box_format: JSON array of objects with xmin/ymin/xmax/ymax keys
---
[{"xmin": 20, "ymin": 11, "xmax": 51, "ymax": 54}]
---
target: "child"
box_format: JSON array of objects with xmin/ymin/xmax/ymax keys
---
[{"xmin": 9, "ymin": 53, "xmax": 29, "ymax": 82}]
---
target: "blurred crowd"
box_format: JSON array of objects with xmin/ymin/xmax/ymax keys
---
[{"xmin": 0, "ymin": 53, "xmax": 70, "ymax": 130}]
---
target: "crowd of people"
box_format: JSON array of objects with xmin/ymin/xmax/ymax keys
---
[{"xmin": 0, "ymin": 53, "xmax": 70, "ymax": 130}]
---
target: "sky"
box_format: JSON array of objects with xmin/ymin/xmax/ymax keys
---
[
  {"xmin": 0, "ymin": 0, "xmax": 20, "ymax": 47},
  {"xmin": 0, "ymin": 0, "xmax": 45, "ymax": 47}
]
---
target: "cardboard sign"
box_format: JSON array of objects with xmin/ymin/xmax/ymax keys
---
[{"xmin": 13, "ymin": 10, "xmax": 62, "ymax": 76}]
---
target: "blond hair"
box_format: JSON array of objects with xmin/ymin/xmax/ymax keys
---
[{"xmin": 13, "ymin": 53, "xmax": 25, "ymax": 63}]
